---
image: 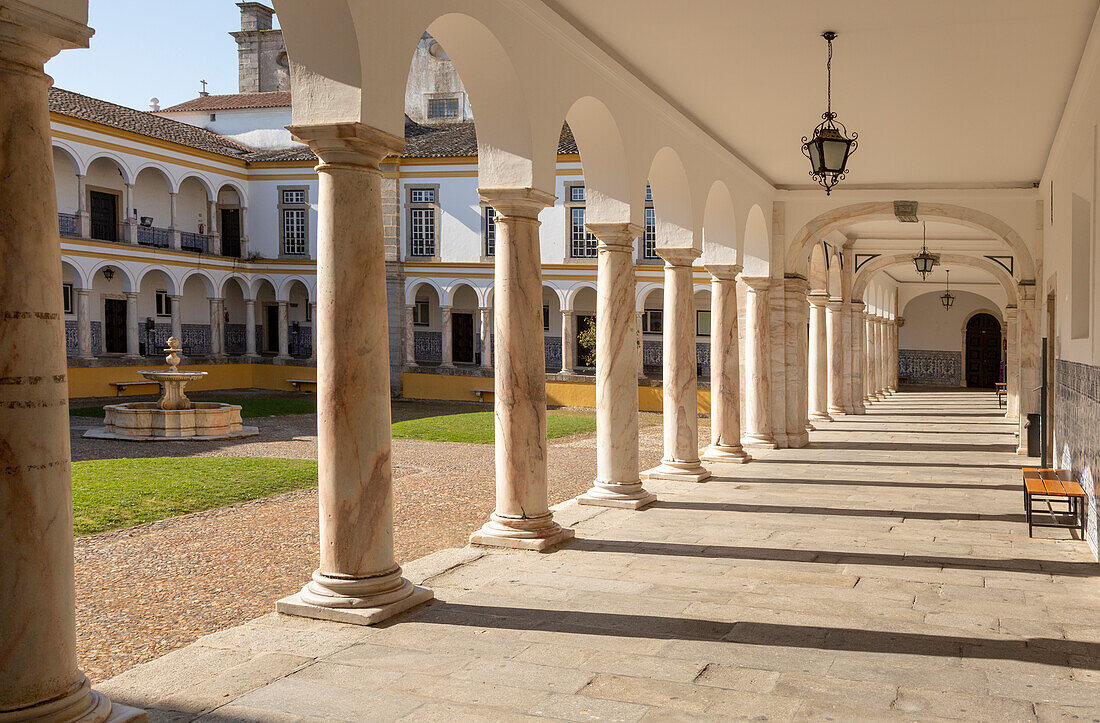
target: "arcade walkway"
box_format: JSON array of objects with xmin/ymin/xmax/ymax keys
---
[{"xmin": 100, "ymin": 391, "xmax": 1099, "ymax": 721}]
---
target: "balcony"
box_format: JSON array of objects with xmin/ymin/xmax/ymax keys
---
[
  {"xmin": 180, "ymin": 232, "xmax": 216, "ymax": 254},
  {"xmin": 136, "ymin": 225, "xmax": 171, "ymax": 248},
  {"xmin": 58, "ymin": 212, "xmax": 80, "ymax": 238},
  {"xmin": 89, "ymin": 220, "xmax": 124, "ymax": 243}
]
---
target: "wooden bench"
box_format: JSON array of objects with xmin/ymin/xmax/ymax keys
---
[
  {"xmin": 287, "ymin": 379, "xmax": 317, "ymax": 392},
  {"xmin": 471, "ymin": 388, "xmax": 493, "ymax": 402},
  {"xmin": 109, "ymin": 380, "xmax": 160, "ymax": 397},
  {"xmin": 1021, "ymin": 467, "xmax": 1085, "ymax": 538}
]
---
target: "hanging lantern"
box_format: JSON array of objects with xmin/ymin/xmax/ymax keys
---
[
  {"xmin": 940, "ymin": 269, "xmax": 955, "ymax": 309},
  {"xmin": 102, "ymin": 266, "xmax": 115, "ymax": 282},
  {"xmin": 913, "ymin": 221, "xmax": 935, "ymax": 279},
  {"xmin": 801, "ymin": 31, "xmax": 859, "ymax": 195}
]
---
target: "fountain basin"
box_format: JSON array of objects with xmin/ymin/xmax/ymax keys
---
[{"xmin": 83, "ymin": 402, "xmax": 259, "ymax": 441}]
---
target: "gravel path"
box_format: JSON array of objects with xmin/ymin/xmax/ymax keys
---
[{"xmin": 72, "ymin": 399, "xmax": 699, "ymax": 682}]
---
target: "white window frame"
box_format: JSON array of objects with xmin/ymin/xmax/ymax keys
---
[
  {"xmin": 278, "ymin": 186, "xmax": 309, "ymax": 257},
  {"xmin": 565, "ymin": 183, "xmax": 596, "ymax": 259},
  {"xmin": 483, "ymin": 205, "xmax": 496, "ymax": 258},
  {"xmin": 696, "ymin": 310, "xmax": 711, "ymax": 337},
  {"xmin": 62, "ymin": 283, "xmax": 73, "ymax": 315},
  {"xmin": 427, "ymin": 96, "xmax": 460, "ymax": 120},
  {"xmin": 155, "ymin": 289, "xmax": 172, "ymax": 317},
  {"xmin": 407, "ymin": 185, "xmax": 440, "ymax": 259},
  {"xmin": 642, "ymin": 309, "xmax": 663, "ymax": 334},
  {"xmin": 413, "ymin": 299, "xmax": 430, "ymax": 326}
]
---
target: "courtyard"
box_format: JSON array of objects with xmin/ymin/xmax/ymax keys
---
[{"xmin": 90, "ymin": 390, "xmax": 1100, "ymax": 721}]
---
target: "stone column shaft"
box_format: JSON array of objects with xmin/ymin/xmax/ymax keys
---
[
  {"xmin": 168, "ymin": 191, "xmax": 181, "ymax": 250},
  {"xmin": 244, "ymin": 298, "xmax": 256, "ymax": 357},
  {"xmin": 826, "ymin": 299, "xmax": 846, "ymax": 415},
  {"xmin": 440, "ymin": 305, "xmax": 454, "ymax": 367},
  {"xmin": 404, "ymin": 304, "xmax": 416, "ymax": 365},
  {"xmin": 560, "ymin": 310, "xmax": 575, "ymax": 374},
  {"xmin": 807, "ymin": 295, "xmax": 831, "ymax": 421},
  {"xmin": 276, "ymin": 122, "xmax": 431, "ymax": 624},
  {"xmin": 1005, "ymin": 306, "xmax": 1019, "ymax": 419},
  {"xmin": 307, "ymin": 302, "xmax": 317, "ymax": 363},
  {"xmin": 863, "ymin": 314, "xmax": 875, "ymax": 403},
  {"xmin": 635, "ymin": 311, "xmax": 645, "ymax": 378},
  {"xmin": 849, "ymin": 302, "xmax": 866, "ymax": 414},
  {"xmin": 784, "ymin": 278, "xmax": 810, "ymax": 445},
  {"xmin": 275, "ymin": 299, "xmax": 289, "ymax": 361},
  {"xmin": 741, "ymin": 276, "xmax": 777, "ymax": 448},
  {"xmin": 207, "ymin": 298, "xmax": 224, "ymax": 357},
  {"xmin": 76, "ymin": 287, "xmax": 93, "ymax": 359},
  {"xmin": 578, "ymin": 223, "xmax": 655, "ymax": 507},
  {"xmin": 0, "ymin": 6, "xmax": 142, "ymax": 720},
  {"xmin": 478, "ymin": 306, "xmax": 492, "ymax": 369},
  {"xmin": 889, "ymin": 321, "xmax": 899, "ymax": 391},
  {"xmin": 124, "ymin": 291, "xmax": 140, "ymax": 358},
  {"xmin": 76, "ymin": 172, "xmax": 89, "ymax": 237},
  {"xmin": 702, "ymin": 265, "xmax": 751, "ymax": 462},
  {"xmin": 469, "ymin": 187, "xmax": 572, "ymax": 550},
  {"xmin": 875, "ymin": 318, "xmax": 887, "ymax": 398},
  {"xmin": 123, "ymin": 182, "xmax": 136, "ymax": 243},
  {"xmin": 170, "ymin": 294, "xmax": 183, "ymax": 346},
  {"xmin": 644, "ymin": 248, "xmax": 710, "ymax": 481}
]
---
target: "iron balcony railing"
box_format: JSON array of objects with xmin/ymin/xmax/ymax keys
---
[
  {"xmin": 136, "ymin": 225, "xmax": 172, "ymax": 248},
  {"xmin": 58, "ymin": 212, "xmax": 80, "ymax": 238},
  {"xmin": 180, "ymin": 232, "xmax": 215, "ymax": 254},
  {"xmin": 89, "ymin": 220, "xmax": 124, "ymax": 243}
]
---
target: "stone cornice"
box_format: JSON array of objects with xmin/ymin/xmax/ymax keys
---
[
  {"xmin": 477, "ymin": 187, "xmax": 556, "ymax": 219},
  {"xmin": 587, "ymin": 222, "xmax": 643, "ymax": 250},
  {"xmin": 656, "ymin": 247, "xmax": 701, "ymax": 267},
  {"xmin": 704, "ymin": 263, "xmax": 742, "ymax": 281},
  {"xmin": 739, "ymin": 275, "xmax": 771, "ymax": 291},
  {"xmin": 287, "ymin": 122, "xmax": 405, "ymax": 169}
]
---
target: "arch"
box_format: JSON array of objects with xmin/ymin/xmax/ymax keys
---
[
  {"xmin": 565, "ymin": 282, "xmax": 599, "ymax": 310},
  {"xmin": 636, "ymin": 282, "xmax": 663, "ymax": 312},
  {"xmin": 133, "ymin": 162, "xmax": 174, "ymax": 184},
  {"xmin": 216, "ymin": 180, "xmax": 249, "ymax": 208},
  {"xmin": 786, "ymin": 202, "xmax": 1035, "ymax": 280},
  {"xmin": 647, "ymin": 146, "xmax": 694, "ymax": 249},
  {"xmin": 179, "ymin": 268, "xmax": 217, "ymax": 297},
  {"xmin": 60, "ymin": 259, "xmax": 87, "ymax": 289},
  {"xmin": 742, "ymin": 204, "xmax": 770, "ymax": 276},
  {"xmin": 852, "ymin": 253, "xmax": 1019, "ymax": 305},
  {"xmin": 807, "ymin": 242, "xmax": 828, "ymax": 296},
  {"xmin": 702, "ymin": 180, "xmax": 738, "ymax": 266},
  {"xmin": 220, "ymin": 274, "xmax": 252, "ymax": 300},
  {"xmin": 425, "ymin": 14, "xmax": 538, "ymax": 189},
  {"xmin": 826, "ymin": 249, "xmax": 843, "ymax": 300},
  {"xmin": 563, "ymin": 96, "xmax": 631, "ymax": 225},
  {"xmin": 443, "ymin": 280, "xmax": 479, "ymax": 307},
  {"xmin": 278, "ymin": 275, "xmax": 313, "ymax": 302},
  {"xmin": 172, "ymin": 172, "xmax": 216, "ymax": 199},
  {"xmin": 51, "ymin": 142, "xmax": 85, "ymax": 175},
  {"xmin": 87, "ymin": 261, "xmax": 136, "ymax": 292},
  {"xmin": 249, "ymin": 275, "xmax": 280, "ymax": 300},
  {"xmin": 136, "ymin": 266, "xmax": 177, "ymax": 296},
  {"xmin": 406, "ymin": 278, "xmax": 444, "ymax": 306},
  {"xmin": 84, "ymin": 152, "xmax": 132, "ymax": 183},
  {"xmin": 962, "ymin": 307, "xmax": 1004, "ymax": 327}
]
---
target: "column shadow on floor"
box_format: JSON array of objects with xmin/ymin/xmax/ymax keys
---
[
  {"xmin": 706, "ymin": 477, "xmax": 1018, "ymax": 491},
  {"xmin": 564, "ymin": 538, "xmax": 1095, "ymax": 577},
  {"xmin": 806, "ymin": 441, "xmax": 1019, "ymax": 452},
  {"xmin": 758, "ymin": 460, "xmax": 1028, "ymax": 470},
  {"xmin": 651, "ymin": 500, "xmax": 1024, "ymax": 523},
  {"xmin": 406, "ymin": 602, "xmax": 1100, "ymax": 669}
]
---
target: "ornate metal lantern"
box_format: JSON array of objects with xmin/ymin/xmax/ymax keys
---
[
  {"xmin": 802, "ymin": 31, "xmax": 858, "ymax": 195},
  {"xmin": 940, "ymin": 269, "xmax": 955, "ymax": 310},
  {"xmin": 102, "ymin": 266, "xmax": 115, "ymax": 281},
  {"xmin": 913, "ymin": 221, "xmax": 936, "ymax": 279}
]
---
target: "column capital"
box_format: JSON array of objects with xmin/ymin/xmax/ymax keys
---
[
  {"xmin": 739, "ymin": 275, "xmax": 771, "ymax": 291},
  {"xmin": 74, "ymin": 286, "xmax": 90, "ymax": 296},
  {"xmin": 586, "ymin": 221, "xmax": 642, "ymax": 251},
  {"xmin": 477, "ymin": 187, "xmax": 555, "ymax": 219},
  {"xmin": 825, "ymin": 297, "xmax": 845, "ymax": 311},
  {"xmin": 807, "ymin": 292, "xmax": 829, "ymax": 307},
  {"xmin": 0, "ymin": 1, "xmax": 92, "ymax": 70},
  {"xmin": 849, "ymin": 300, "xmax": 866, "ymax": 311},
  {"xmin": 208, "ymin": 296, "xmax": 225, "ymax": 303},
  {"xmin": 288, "ymin": 122, "xmax": 405, "ymax": 169},
  {"xmin": 784, "ymin": 276, "xmax": 809, "ymax": 295},
  {"xmin": 124, "ymin": 291, "xmax": 139, "ymax": 300},
  {"xmin": 656, "ymin": 247, "xmax": 700, "ymax": 267},
  {"xmin": 243, "ymin": 297, "xmax": 255, "ymax": 305},
  {"xmin": 705, "ymin": 263, "xmax": 742, "ymax": 281},
  {"xmin": 478, "ymin": 306, "xmax": 491, "ymax": 314}
]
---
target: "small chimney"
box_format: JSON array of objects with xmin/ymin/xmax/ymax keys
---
[
  {"xmin": 148, "ymin": 97, "xmax": 160, "ymax": 112},
  {"xmin": 238, "ymin": 2, "xmax": 274, "ymax": 32}
]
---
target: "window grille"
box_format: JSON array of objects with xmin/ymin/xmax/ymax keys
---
[
  {"xmin": 570, "ymin": 185, "xmax": 586, "ymax": 203},
  {"xmin": 282, "ymin": 189, "xmax": 305, "ymax": 205},
  {"xmin": 643, "ymin": 207, "xmax": 658, "ymax": 259},
  {"xmin": 410, "ymin": 208, "xmax": 436, "ymax": 257},
  {"xmin": 484, "ymin": 206, "xmax": 496, "ymax": 256},
  {"xmin": 410, "ymin": 188, "xmax": 436, "ymax": 204},
  {"xmin": 570, "ymin": 206, "xmax": 597, "ymax": 258},
  {"xmin": 282, "ymin": 209, "xmax": 307, "ymax": 255},
  {"xmin": 427, "ymin": 97, "xmax": 460, "ymax": 120}
]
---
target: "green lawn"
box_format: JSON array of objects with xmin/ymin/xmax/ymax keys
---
[
  {"xmin": 71, "ymin": 396, "xmax": 317, "ymax": 419},
  {"xmin": 392, "ymin": 411, "xmax": 596, "ymax": 444},
  {"xmin": 71, "ymin": 457, "xmax": 317, "ymax": 536}
]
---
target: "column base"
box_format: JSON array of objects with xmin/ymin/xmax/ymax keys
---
[
  {"xmin": 828, "ymin": 406, "xmax": 846, "ymax": 416},
  {"xmin": 851, "ymin": 405, "xmax": 866, "ymax": 415},
  {"xmin": 6, "ymin": 678, "xmax": 147, "ymax": 722},
  {"xmin": 701, "ymin": 444, "xmax": 752, "ymax": 464},
  {"xmin": 469, "ymin": 512, "xmax": 575, "ymax": 551},
  {"xmin": 874, "ymin": 392, "xmax": 887, "ymax": 400},
  {"xmin": 274, "ymin": 355, "xmax": 292, "ymax": 364},
  {"xmin": 275, "ymin": 567, "xmax": 433, "ymax": 626},
  {"xmin": 862, "ymin": 395, "xmax": 876, "ymax": 404},
  {"xmin": 809, "ymin": 412, "xmax": 833, "ymax": 423},
  {"xmin": 741, "ymin": 434, "xmax": 778, "ymax": 450},
  {"xmin": 122, "ymin": 354, "xmax": 143, "ymax": 361},
  {"xmin": 785, "ymin": 430, "xmax": 809, "ymax": 448},
  {"xmin": 642, "ymin": 459, "xmax": 712, "ymax": 482},
  {"xmin": 577, "ymin": 480, "xmax": 657, "ymax": 510},
  {"xmin": 805, "ymin": 422, "xmax": 816, "ymax": 432}
]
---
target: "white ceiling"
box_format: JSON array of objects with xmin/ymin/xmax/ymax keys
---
[
  {"xmin": 547, "ymin": 0, "xmax": 1098, "ymax": 188},
  {"xmin": 883, "ymin": 264, "xmax": 1003, "ymax": 286}
]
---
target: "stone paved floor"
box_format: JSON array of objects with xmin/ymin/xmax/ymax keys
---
[{"xmin": 99, "ymin": 391, "xmax": 1100, "ymax": 722}]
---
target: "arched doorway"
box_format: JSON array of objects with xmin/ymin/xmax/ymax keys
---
[{"xmin": 965, "ymin": 313, "xmax": 1002, "ymax": 388}]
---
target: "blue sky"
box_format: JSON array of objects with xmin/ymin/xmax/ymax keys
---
[{"xmin": 46, "ymin": 1, "xmax": 275, "ymax": 110}]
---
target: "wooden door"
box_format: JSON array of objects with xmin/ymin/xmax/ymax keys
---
[
  {"xmin": 965, "ymin": 313, "xmax": 1001, "ymax": 388},
  {"xmin": 103, "ymin": 298, "xmax": 127, "ymax": 354},
  {"xmin": 221, "ymin": 208, "xmax": 241, "ymax": 257},
  {"xmin": 89, "ymin": 190, "xmax": 118, "ymax": 241},
  {"xmin": 452, "ymin": 312, "xmax": 474, "ymax": 364}
]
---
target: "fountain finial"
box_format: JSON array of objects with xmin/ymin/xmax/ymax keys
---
[{"xmin": 165, "ymin": 336, "xmax": 182, "ymax": 372}]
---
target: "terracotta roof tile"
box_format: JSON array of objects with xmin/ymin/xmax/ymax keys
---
[{"xmin": 159, "ymin": 92, "xmax": 292, "ymax": 112}]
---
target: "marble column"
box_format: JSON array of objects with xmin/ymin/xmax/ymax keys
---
[
  {"xmin": 784, "ymin": 278, "xmax": 810, "ymax": 446},
  {"xmin": 123, "ymin": 182, "xmax": 136, "ymax": 243},
  {"xmin": 440, "ymin": 305, "xmax": 454, "ymax": 368},
  {"xmin": 244, "ymin": 298, "xmax": 257, "ymax": 357},
  {"xmin": 275, "ymin": 300, "xmax": 290, "ymax": 361},
  {"xmin": 0, "ymin": 5, "xmax": 143, "ymax": 720},
  {"xmin": 208, "ymin": 199, "xmax": 221, "ymax": 256},
  {"xmin": 875, "ymin": 317, "xmax": 887, "ymax": 399},
  {"xmin": 168, "ymin": 191, "xmax": 180, "ymax": 250},
  {"xmin": 470, "ymin": 187, "xmax": 573, "ymax": 550},
  {"xmin": 210, "ymin": 298, "xmax": 227, "ymax": 357},
  {"xmin": 825, "ymin": 299, "xmax": 846, "ymax": 415},
  {"xmin": 307, "ymin": 303, "xmax": 317, "ymax": 364},
  {"xmin": 863, "ymin": 313, "xmax": 875, "ymax": 404},
  {"xmin": 76, "ymin": 172, "xmax": 90, "ymax": 237},
  {"xmin": 635, "ymin": 311, "xmax": 645, "ymax": 378},
  {"xmin": 124, "ymin": 291, "xmax": 140, "ymax": 358},
  {"xmin": 170, "ymin": 294, "xmax": 183, "ymax": 346},
  {"xmin": 702, "ymin": 264, "xmax": 751, "ymax": 462},
  {"xmin": 888, "ymin": 320, "xmax": 899, "ymax": 392},
  {"xmin": 239, "ymin": 206, "xmax": 250, "ymax": 258},
  {"xmin": 404, "ymin": 305, "xmax": 417, "ymax": 366},
  {"xmin": 479, "ymin": 306, "xmax": 492, "ymax": 369},
  {"xmin": 276, "ymin": 122, "xmax": 432, "ymax": 624},
  {"xmin": 741, "ymin": 275, "xmax": 777, "ymax": 448},
  {"xmin": 1017, "ymin": 286, "xmax": 1039, "ymax": 454},
  {"xmin": 1005, "ymin": 306, "xmax": 1019, "ymax": 420},
  {"xmin": 75, "ymin": 287, "xmax": 93, "ymax": 359},
  {"xmin": 578, "ymin": 223, "xmax": 655, "ymax": 507},
  {"xmin": 848, "ymin": 301, "xmax": 866, "ymax": 414},
  {"xmin": 560, "ymin": 310, "xmax": 575, "ymax": 374},
  {"xmin": 642, "ymin": 248, "xmax": 711, "ymax": 481},
  {"xmin": 807, "ymin": 293, "xmax": 831, "ymax": 422}
]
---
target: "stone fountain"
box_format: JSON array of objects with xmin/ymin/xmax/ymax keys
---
[{"xmin": 84, "ymin": 337, "xmax": 259, "ymax": 441}]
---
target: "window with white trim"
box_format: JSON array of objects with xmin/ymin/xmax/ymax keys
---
[
  {"xmin": 484, "ymin": 205, "xmax": 496, "ymax": 257},
  {"xmin": 408, "ymin": 186, "xmax": 438, "ymax": 258},
  {"xmin": 543, "ymin": 304, "xmax": 550, "ymax": 331},
  {"xmin": 62, "ymin": 283, "xmax": 73, "ymax": 314},
  {"xmin": 413, "ymin": 299, "xmax": 430, "ymax": 326},
  {"xmin": 565, "ymin": 183, "xmax": 596, "ymax": 258},
  {"xmin": 279, "ymin": 186, "xmax": 309, "ymax": 256},
  {"xmin": 643, "ymin": 207, "xmax": 658, "ymax": 259},
  {"xmin": 641, "ymin": 309, "xmax": 662, "ymax": 334},
  {"xmin": 155, "ymin": 290, "xmax": 172, "ymax": 317},
  {"xmin": 427, "ymin": 96, "xmax": 460, "ymax": 120},
  {"xmin": 696, "ymin": 310, "xmax": 710, "ymax": 336}
]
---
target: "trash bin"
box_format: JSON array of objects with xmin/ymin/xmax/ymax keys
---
[{"xmin": 1025, "ymin": 413, "xmax": 1042, "ymax": 457}]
